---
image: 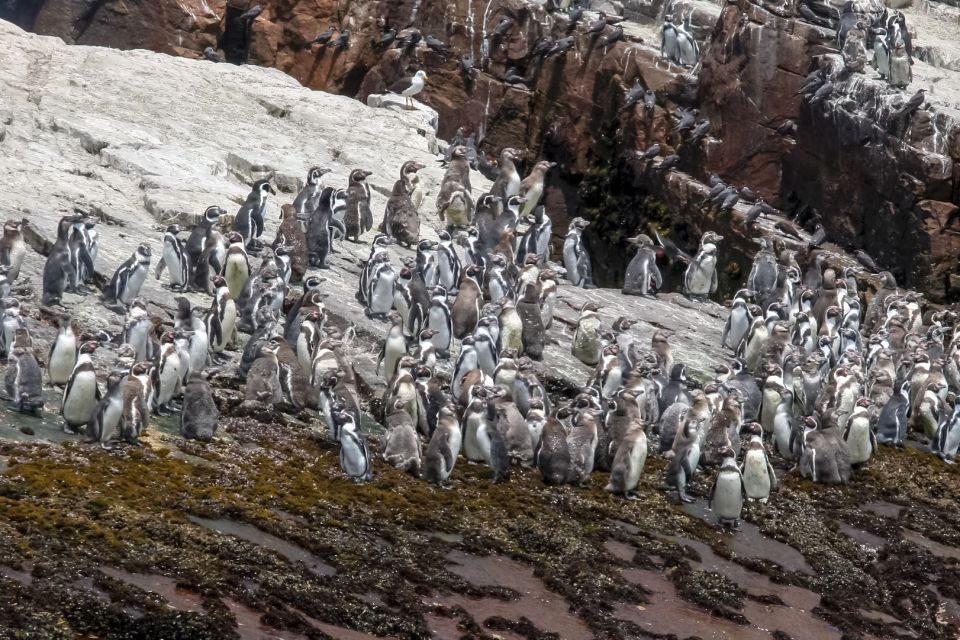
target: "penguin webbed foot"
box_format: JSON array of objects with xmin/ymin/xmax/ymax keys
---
[{"xmin": 625, "ymin": 491, "xmax": 640, "ymax": 501}]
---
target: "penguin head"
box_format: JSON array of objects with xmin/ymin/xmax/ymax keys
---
[
  {"xmin": 3, "ymin": 220, "xmax": 20, "ymax": 233},
  {"xmin": 80, "ymin": 340, "xmax": 99, "ymax": 354},
  {"xmin": 349, "ymin": 169, "xmax": 372, "ymax": 184},
  {"xmin": 131, "ymin": 362, "xmax": 151, "ymax": 377},
  {"xmin": 307, "ymin": 166, "xmax": 331, "ymax": 184},
  {"xmin": 253, "ymin": 179, "xmax": 276, "ymax": 196},
  {"xmin": 203, "ymin": 205, "xmax": 224, "ymax": 224}
]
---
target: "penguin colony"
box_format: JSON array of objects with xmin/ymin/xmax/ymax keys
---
[{"xmin": 1, "ymin": 5, "xmax": 951, "ymax": 535}]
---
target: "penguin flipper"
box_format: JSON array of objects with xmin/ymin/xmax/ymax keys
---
[
  {"xmin": 707, "ymin": 474, "xmax": 717, "ymax": 508},
  {"xmin": 767, "ymin": 461, "xmax": 778, "ymax": 491},
  {"xmin": 155, "ymin": 256, "xmax": 167, "ymax": 280}
]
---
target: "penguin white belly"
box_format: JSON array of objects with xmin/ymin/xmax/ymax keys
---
[
  {"xmin": 661, "ymin": 30, "xmax": 678, "ymax": 60},
  {"xmin": 540, "ymin": 292, "xmax": 556, "ymax": 328},
  {"xmin": 48, "ymin": 339, "xmax": 77, "ymax": 385},
  {"xmin": 217, "ymin": 302, "xmax": 237, "ymax": 350},
  {"xmin": 724, "ymin": 313, "xmax": 750, "ymax": 349},
  {"xmin": 712, "ymin": 474, "xmax": 743, "ymax": 520},
  {"xmin": 760, "ymin": 389, "xmax": 780, "ymax": 433},
  {"xmin": 446, "ymin": 427, "xmax": 463, "ymax": 466},
  {"xmin": 370, "ymin": 276, "xmax": 395, "ymax": 315},
  {"xmin": 297, "ymin": 335, "xmax": 315, "ymax": 376},
  {"xmin": 439, "ymin": 259, "xmax": 456, "ymax": 291},
  {"xmin": 428, "ymin": 307, "xmax": 450, "ymax": 350},
  {"xmin": 189, "ymin": 333, "xmax": 208, "ymax": 375},
  {"xmin": 121, "ymin": 268, "xmax": 148, "ymax": 305},
  {"xmin": 678, "ymin": 34, "xmax": 697, "ymax": 66},
  {"xmin": 563, "ymin": 241, "xmax": 580, "ymax": 285},
  {"xmin": 224, "ymin": 258, "xmax": 248, "ymax": 300},
  {"xmin": 476, "ymin": 421, "xmax": 494, "ymax": 466},
  {"xmin": 845, "ymin": 418, "xmax": 873, "ymax": 464},
  {"xmin": 625, "ymin": 436, "xmax": 648, "ymax": 490},
  {"xmin": 463, "ymin": 414, "xmax": 486, "ymax": 462},
  {"xmin": 684, "ymin": 442, "xmax": 702, "ymax": 472},
  {"xmin": 686, "ymin": 255, "xmax": 716, "ymax": 295},
  {"xmin": 156, "ymin": 356, "xmax": 182, "ymax": 405},
  {"xmin": 62, "ymin": 372, "xmax": 99, "ymax": 426},
  {"xmin": 742, "ymin": 452, "xmax": 771, "ymax": 501},
  {"xmin": 773, "ymin": 414, "xmax": 793, "ymax": 459},
  {"xmin": 340, "ymin": 434, "xmax": 369, "ymax": 477},
  {"xmin": 941, "ymin": 424, "xmax": 960, "ymax": 460},
  {"xmin": 506, "ymin": 172, "xmax": 521, "ymax": 198},
  {"xmin": 163, "ymin": 245, "xmax": 186, "ymax": 286},
  {"xmin": 99, "ymin": 397, "xmax": 124, "ymax": 443}
]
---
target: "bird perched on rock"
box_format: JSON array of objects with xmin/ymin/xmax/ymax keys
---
[
  {"xmin": 203, "ymin": 47, "xmax": 223, "ymax": 63},
  {"xmin": 328, "ymin": 29, "xmax": 350, "ymax": 49},
  {"xmin": 311, "ymin": 25, "xmax": 337, "ymax": 46},
  {"xmin": 388, "ymin": 70, "xmax": 429, "ymax": 109}
]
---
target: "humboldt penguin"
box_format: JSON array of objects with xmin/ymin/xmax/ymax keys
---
[
  {"xmin": 223, "ymin": 231, "xmax": 250, "ymax": 300},
  {"xmin": 436, "ymin": 145, "xmax": 474, "ymax": 228},
  {"xmin": 102, "ymin": 244, "xmax": 151, "ymax": 309},
  {"xmin": 497, "ymin": 296, "xmax": 524, "ymax": 355},
  {"xmin": 722, "ymin": 291, "xmax": 753, "ymax": 350},
  {"xmin": 518, "ymin": 160, "xmax": 556, "ymax": 219},
  {"xmin": 87, "ymin": 372, "xmax": 123, "ymax": 448},
  {"xmin": 180, "ymin": 372, "xmax": 220, "ymax": 442},
  {"xmin": 47, "ymin": 316, "xmax": 78, "ymax": 386},
  {"xmin": 306, "ymin": 186, "xmax": 336, "ymax": 268},
  {"xmin": 516, "ymin": 284, "xmax": 545, "ymax": 361},
  {"xmin": 344, "ymin": 169, "xmax": 373, "ymax": 242},
  {"xmin": 451, "ymin": 264, "xmax": 483, "ymax": 338},
  {"xmin": 0, "ymin": 220, "xmax": 25, "ymax": 281},
  {"xmin": 293, "ymin": 166, "xmax": 331, "ymax": 214},
  {"xmin": 274, "ymin": 204, "xmax": 309, "ymax": 282},
  {"xmin": 365, "ymin": 254, "xmax": 396, "ymax": 321},
  {"xmin": 606, "ymin": 422, "xmax": 648, "ymax": 499},
  {"xmin": 876, "ymin": 378, "xmax": 910, "ymax": 446},
  {"xmin": 843, "ymin": 397, "xmax": 877, "ymax": 466},
  {"xmin": 684, "ymin": 231, "xmax": 723, "ymax": 299},
  {"xmin": 152, "ymin": 331, "xmax": 183, "ymax": 415},
  {"xmin": 660, "ymin": 15, "xmax": 679, "ymax": 61},
  {"xmin": 535, "ymin": 410, "xmax": 573, "ymax": 485},
  {"xmin": 120, "ymin": 362, "xmax": 151, "ymax": 444},
  {"xmin": 426, "ymin": 285, "xmax": 453, "ymax": 358},
  {"xmin": 423, "ymin": 404, "xmax": 462, "ymax": 485},
  {"xmin": 155, "ymin": 224, "xmax": 189, "ymax": 290},
  {"xmin": 436, "ymin": 230, "xmax": 462, "ymax": 293},
  {"xmin": 887, "ymin": 39, "xmax": 912, "ymax": 88},
  {"xmin": 740, "ymin": 424, "xmax": 777, "ymax": 503},
  {"xmin": 383, "ymin": 399, "xmax": 422, "ymax": 476},
  {"xmin": 572, "ymin": 302, "xmax": 602, "ymax": 366},
  {"xmin": 338, "ymin": 410, "xmax": 373, "ymax": 482},
  {"xmin": 489, "ymin": 148, "xmax": 523, "ymax": 200},
  {"xmin": 567, "ymin": 408, "xmax": 600, "ymax": 485},
  {"xmin": 675, "ymin": 17, "xmax": 699, "ymax": 67},
  {"xmin": 798, "ymin": 415, "xmax": 851, "ymax": 484},
  {"xmin": 186, "ymin": 205, "xmax": 225, "ymax": 293},
  {"xmin": 61, "ymin": 341, "xmax": 101, "ymax": 433},
  {"xmin": 42, "ymin": 216, "xmax": 79, "ymax": 306},
  {"xmin": 563, "ymin": 217, "xmax": 594, "ymax": 288},
  {"xmin": 245, "ymin": 340, "xmax": 283, "ymax": 405},
  {"xmin": 665, "ymin": 409, "xmax": 702, "ymax": 503},
  {"xmin": 623, "ymin": 234, "xmax": 662, "ymax": 296},
  {"xmin": 235, "ymin": 179, "xmax": 275, "ymax": 249},
  {"xmin": 4, "ymin": 345, "xmax": 43, "ymax": 414},
  {"xmin": 538, "ymin": 270, "xmax": 559, "ymax": 329},
  {"xmin": 383, "ymin": 161, "xmax": 425, "ymax": 244},
  {"xmin": 933, "ymin": 400, "xmax": 960, "ymax": 464},
  {"xmin": 708, "ymin": 447, "xmax": 746, "ymax": 528}
]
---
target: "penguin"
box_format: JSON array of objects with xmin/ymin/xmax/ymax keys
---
[
  {"xmin": 234, "ymin": 179, "xmax": 275, "ymax": 249},
  {"xmin": 244, "ymin": 340, "xmax": 283, "ymax": 405},
  {"xmin": 180, "ymin": 372, "xmax": 219, "ymax": 442},
  {"xmin": 665, "ymin": 409, "xmax": 702, "ymax": 503},
  {"xmin": 660, "ymin": 15, "xmax": 679, "ymax": 62},
  {"xmin": 423, "ymin": 403, "xmax": 462, "ymax": 485},
  {"xmin": 684, "ymin": 231, "xmax": 723, "ymax": 299},
  {"xmin": 155, "ymin": 224, "xmax": 189, "ymax": 290},
  {"xmin": 436, "ymin": 229, "xmax": 462, "ymax": 293},
  {"xmin": 843, "ymin": 397, "xmax": 877, "ymax": 466},
  {"xmin": 42, "ymin": 216, "xmax": 79, "ymax": 306},
  {"xmin": 0, "ymin": 220, "xmax": 25, "ymax": 281},
  {"xmin": 622, "ymin": 234, "xmax": 662, "ymax": 296},
  {"xmin": 887, "ymin": 38, "xmax": 912, "ymax": 89},
  {"xmin": 489, "ymin": 148, "xmax": 522, "ymax": 200},
  {"xmin": 567, "ymin": 408, "xmax": 599, "ymax": 485},
  {"xmin": 122, "ymin": 351, "xmax": 150, "ymax": 422},
  {"xmin": 294, "ymin": 166, "xmax": 331, "ymax": 214},
  {"xmin": 415, "ymin": 238, "xmax": 440, "ymax": 289},
  {"xmin": 305, "ymin": 186, "xmax": 336, "ymax": 269},
  {"xmin": 207, "ymin": 275, "xmax": 237, "ymax": 364},
  {"xmin": 708, "ymin": 447, "xmax": 746, "ymax": 528},
  {"xmin": 538, "ymin": 270, "xmax": 559, "ymax": 329},
  {"xmin": 102, "ymin": 244, "xmax": 151, "ymax": 308},
  {"xmin": 462, "ymin": 389, "xmax": 490, "ymax": 462},
  {"xmin": 659, "ymin": 364, "xmax": 693, "ymax": 415},
  {"xmin": 772, "ymin": 388, "xmax": 796, "ymax": 460},
  {"xmin": 4, "ymin": 345, "xmax": 43, "ymax": 414},
  {"xmin": 606, "ymin": 421, "xmax": 648, "ymax": 499},
  {"xmin": 365, "ymin": 256, "xmax": 396, "ymax": 321},
  {"xmin": 185, "ymin": 205, "xmax": 224, "ymax": 293},
  {"xmin": 452, "ymin": 264, "xmax": 483, "ymax": 338},
  {"xmin": 702, "ymin": 394, "xmax": 743, "ymax": 467},
  {"xmin": 152, "ymin": 331, "xmax": 183, "ymax": 415},
  {"xmin": 61, "ymin": 341, "xmax": 101, "ymax": 434},
  {"xmin": 378, "ymin": 312, "xmax": 408, "ymax": 381},
  {"xmin": 572, "ymin": 302, "xmax": 602, "ymax": 366},
  {"xmin": 516, "ymin": 284, "xmax": 545, "ymax": 361},
  {"xmin": 79, "ymin": 218, "xmax": 99, "ymax": 286},
  {"xmin": 872, "ymin": 28, "xmax": 891, "ymax": 78},
  {"xmin": 223, "ymin": 231, "xmax": 251, "ymax": 300},
  {"xmin": 474, "ymin": 324, "xmax": 499, "ymax": 377},
  {"xmin": 517, "ymin": 205, "xmax": 553, "ymax": 266},
  {"xmin": 338, "ymin": 410, "xmax": 373, "ymax": 482},
  {"xmin": 933, "ymin": 400, "xmax": 960, "ymax": 464},
  {"xmin": 383, "ymin": 399, "xmax": 423, "ymax": 476},
  {"xmin": 722, "ymin": 293, "xmax": 753, "ymax": 351},
  {"xmin": 86, "ymin": 372, "xmax": 124, "ymax": 448},
  {"xmin": 535, "ymin": 411, "xmax": 573, "ymax": 485},
  {"xmin": 517, "ymin": 160, "xmax": 556, "ymax": 220},
  {"xmin": 384, "ymin": 161, "xmax": 426, "ymax": 245},
  {"xmin": 876, "ymin": 378, "xmax": 911, "ymax": 446},
  {"xmin": 798, "ymin": 415, "xmax": 851, "ymax": 484},
  {"xmin": 594, "ymin": 344, "xmax": 623, "ymax": 401},
  {"xmin": 344, "ymin": 169, "xmax": 373, "ymax": 242},
  {"xmin": 525, "ymin": 397, "xmax": 546, "ymax": 449},
  {"xmin": 675, "ymin": 17, "xmax": 699, "ymax": 67},
  {"xmin": 563, "ymin": 217, "xmax": 594, "ymax": 288},
  {"xmin": 740, "ymin": 424, "xmax": 777, "ymax": 503},
  {"xmin": 47, "ymin": 316, "xmax": 78, "ymax": 386},
  {"xmin": 67, "ymin": 217, "xmax": 93, "ymax": 293},
  {"xmin": 486, "ymin": 253, "xmax": 511, "ymax": 304},
  {"xmin": 426, "ymin": 285, "xmax": 453, "ymax": 359},
  {"xmin": 274, "ymin": 204, "xmax": 309, "ymax": 283},
  {"xmin": 0, "ymin": 298, "xmax": 26, "ymax": 359}
]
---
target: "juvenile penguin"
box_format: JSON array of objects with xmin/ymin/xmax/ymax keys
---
[
  {"xmin": 102, "ymin": 244, "xmax": 151, "ymax": 308},
  {"xmin": 384, "ymin": 161, "xmax": 426, "ymax": 246},
  {"xmin": 42, "ymin": 216, "xmax": 80, "ymax": 306},
  {"xmin": 606, "ymin": 422, "xmax": 648, "ymax": 499},
  {"xmin": 665, "ymin": 409, "xmax": 702, "ymax": 503},
  {"xmin": 344, "ymin": 169, "xmax": 373, "ymax": 242},
  {"xmin": 567, "ymin": 408, "xmax": 600, "ymax": 485},
  {"xmin": 223, "ymin": 231, "xmax": 251, "ymax": 301},
  {"xmin": 338, "ymin": 410, "xmax": 373, "ymax": 482},
  {"xmin": 244, "ymin": 340, "xmax": 283, "ymax": 405},
  {"xmin": 452, "ymin": 264, "xmax": 483, "ymax": 339},
  {"xmin": 622, "ymin": 234, "xmax": 662, "ymax": 296},
  {"xmin": 933, "ymin": 401, "xmax": 960, "ymax": 464},
  {"xmin": 535, "ymin": 411, "xmax": 573, "ymax": 485},
  {"xmin": 4, "ymin": 345, "xmax": 43, "ymax": 414},
  {"xmin": 0, "ymin": 220, "xmax": 25, "ymax": 281},
  {"xmin": 740, "ymin": 424, "xmax": 777, "ymax": 503},
  {"xmin": 47, "ymin": 316, "xmax": 78, "ymax": 386},
  {"xmin": 274, "ymin": 204, "xmax": 309, "ymax": 283},
  {"xmin": 61, "ymin": 341, "xmax": 101, "ymax": 434},
  {"xmin": 234, "ymin": 179, "xmax": 275, "ymax": 249},
  {"xmin": 383, "ymin": 399, "xmax": 423, "ymax": 476},
  {"xmin": 572, "ymin": 302, "xmax": 603, "ymax": 366},
  {"xmin": 517, "ymin": 284, "xmax": 545, "ymax": 361},
  {"xmin": 684, "ymin": 231, "xmax": 723, "ymax": 299},
  {"xmin": 518, "ymin": 160, "xmax": 556, "ymax": 219},
  {"xmin": 489, "ymin": 148, "xmax": 523, "ymax": 200},
  {"xmin": 306, "ymin": 186, "xmax": 336, "ymax": 268},
  {"xmin": 798, "ymin": 415, "xmax": 851, "ymax": 484},
  {"xmin": 120, "ymin": 362, "xmax": 152, "ymax": 444},
  {"xmin": 155, "ymin": 224, "xmax": 189, "ymax": 290},
  {"xmin": 708, "ymin": 447, "xmax": 746, "ymax": 528},
  {"xmin": 181, "ymin": 372, "xmax": 219, "ymax": 442}
]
